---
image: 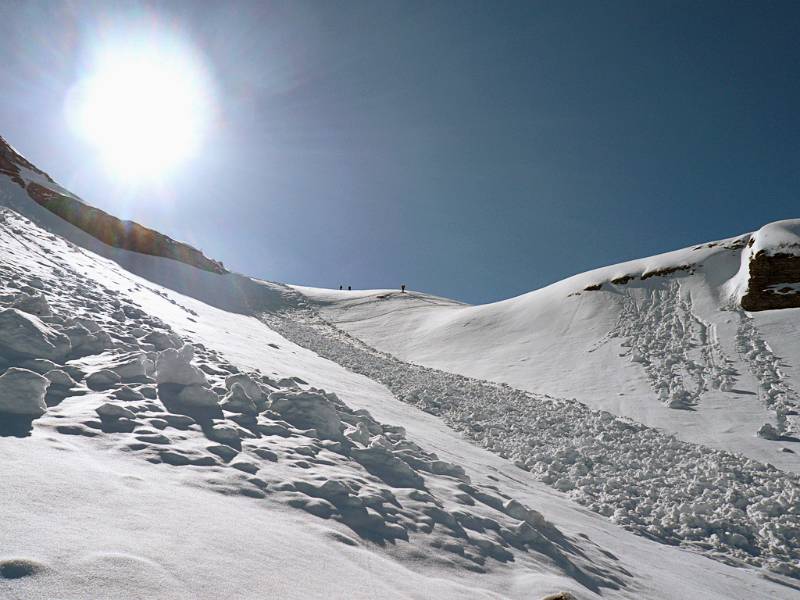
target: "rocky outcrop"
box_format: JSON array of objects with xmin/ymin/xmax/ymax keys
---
[
  {"xmin": 740, "ymin": 220, "xmax": 800, "ymax": 311},
  {"xmin": 0, "ymin": 136, "xmax": 55, "ymax": 188},
  {"xmin": 740, "ymin": 251, "xmax": 800, "ymax": 311},
  {"xmin": 26, "ymin": 183, "xmax": 226, "ymax": 274}
]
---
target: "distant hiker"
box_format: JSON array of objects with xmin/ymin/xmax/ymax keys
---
[
  {"xmin": 401, "ymin": 284, "xmax": 406, "ymax": 293},
  {"xmin": 339, "ymin": 285, "xmax": 342, "ymax": 290},
  {"xmin": 348, "ymin": 285, "xmax": 351, "ymax": 291}
]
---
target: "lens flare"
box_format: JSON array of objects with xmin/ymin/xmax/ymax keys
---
[{"xmin": 65, "ymin": 27, "xmax": 215, "ymax": 181}]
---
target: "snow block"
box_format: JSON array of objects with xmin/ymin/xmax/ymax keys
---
[{"xmin": 0, "ymin": 367, "xmax": 49, "ymax": 416}]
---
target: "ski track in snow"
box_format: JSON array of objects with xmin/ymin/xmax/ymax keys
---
[
  {"xmin": 263, "ymin": 303, "xmax": 800, "ymax": 579},
  {"xmin": 735, "ymin": 310, "xmax": 800, "ymax": 437},
  {"xmin": 592, "ymin": 281, "xmax": 735, "ymax": 409}
]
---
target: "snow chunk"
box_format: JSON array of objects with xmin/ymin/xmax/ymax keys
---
[
  {"xmin": 267, "ymin": 390, "xmax": 344, "ymax": 440},
  {"xmin": 155, "ymin": 344, "xmax": 208, "ymax": 386},
  {"xmin": 220, "ymin": 383, "xmax": 257, "ymax": 414},
  {"xmin": 0, "ymin": 308, "xmax": 70, "ymax": 361},
  {"xmin": 86, "ymin": 369, "xmax": 121, "ymax": 391},
  {"xmin": 96, "ymin": 403, "xmax": 135, "ymax": 420},
  {"xmin": 107, "ymin": 352, "xmax": 148, "ymax": 380},
  {"xmin": 8, "ymin": 292, "xmax": 51, "ymax": 317},
  {"xmin": 0, "ymin": 367, "xmax": 49, "ymax": 416},
  {"xmin": 224, "ymin": 373, "xmax": 265, "ymax": 406},
  {"xmin": 350, "ymin": 445, "xmax": 425, "ymax": 488},
  {"xmin": 43, "ymin": 369, "xmax": 76, "ymax": 388},
  {"xmin": 176, "ymin": 384, "xmax": 219, "ymax": 409},
  {"xmin": 757, "ymin": 423, "xmax": 780, "ymax": 441}
]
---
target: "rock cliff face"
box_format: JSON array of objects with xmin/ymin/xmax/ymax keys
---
[
  {"xmin": 739, "ymin": 220, "xmax": 800, "ymax": 311},
  {"xmin": 740, "ymin": 251, "xmax": 800, "ymax": 311},
  {"xmin": 0, "ymin": 136, "xmax": 226, "ymax": 275}
]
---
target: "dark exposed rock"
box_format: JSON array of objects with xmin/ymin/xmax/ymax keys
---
[
  {"xmin": 741, "ymin": 252, "xmax": 800, "ymax": 311},
  {"xmin": 26, "ymin": 182, "xmax": 226, "ymax": 274}
]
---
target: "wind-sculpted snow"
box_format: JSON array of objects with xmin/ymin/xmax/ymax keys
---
[
  {"xmin": 0, "ymin": 208, "xmax": 631, "ymax": 595},
  {"xmin": 264, "ymin": 307, "xmax": 800, "ymax": 579}
]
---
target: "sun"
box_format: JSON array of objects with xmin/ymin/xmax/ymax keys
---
[{"xmin": 66, "ymin": 32, "xmax": 215, "ymax": 180}]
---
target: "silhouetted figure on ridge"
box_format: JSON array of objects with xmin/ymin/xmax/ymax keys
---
[{"xmin": 401, "ymin": 284, "xmax": 406, "ymax": 293}]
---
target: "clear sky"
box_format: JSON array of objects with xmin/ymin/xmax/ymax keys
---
[{"xmin": 0, "ymin": 1, "xmax": 798, "ymax": 304}]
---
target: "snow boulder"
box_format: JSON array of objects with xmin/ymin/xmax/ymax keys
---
[
  {"xmin": 0, "ymin": 367, "xmax": 49, "ymax": 416},
  {"xmin": 220, "ymin": 383, "xmax": 258, "ymax": 415},
  {"xmin": 349, "ymin": 444, "xmax": 425, "ymax": 489},
  {"xmin": 107, "ymin": 352, "xmax": 148, "ymax": 380},
  {"xmin": 267, "ymin": 390, "xmax": 345, "ymax": 440},
  {"xmin": 224, "ymin": 373, "xmax": 266, "ymax": 409},
  {"xmin": 757, "ymin": 423, "xmax": 780, "ymax": 441},
  {"xmin": 96, "ymin": 403, "xmax": 135, "ymax": 420},
  {"xmin": 156, "ymin": 344, "xmax": 208, "ymax": 386},
  {"xmin": 44, "ymin": 369, "xmax": 77, "ymax": 389},
  {"xmin": 0, "ymin": 308, "xmax": 70, "ymax": 362},
  {"xmin": 18, "ymin": 358, "xmax": 58, "ymax": 374},
  {"xmin": 143, "ymin": 330, "xmax": 182, "ymax": 351},
  {"xmin": 176, "ymin": 384, "xmax": 220, "ymax": 409},
  {"xmin": 86, "ymin": 369, "xmax": 121, "ymax": 391},
  {"xmin": 9, "ymin": 292, "xmax": 51, "ymax": 317},
  {"xmin": 62, "ymin": 322, "xmax": 113, "ymax": 357}
]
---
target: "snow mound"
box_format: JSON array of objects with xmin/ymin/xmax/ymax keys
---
[{"xmin": 749, "ymin": 219, "xmax": 800, "ymax": 257}]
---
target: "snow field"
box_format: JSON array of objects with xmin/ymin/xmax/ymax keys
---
[
  {"xmin": 0, "ymin": 208, "xmax": 633, "ymax": 598},
  {"xmin": 264, "ymin": 307, "xmax": 800, "ymax": 578}
]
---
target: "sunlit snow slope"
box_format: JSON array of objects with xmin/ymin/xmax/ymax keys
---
[
  {"xmin": 1, "ymin": 137, "xmax": 798, "ymax": 599},
  {"xmin": 295, "ymin": 223, "xmax": 800, "ymax": 473}
]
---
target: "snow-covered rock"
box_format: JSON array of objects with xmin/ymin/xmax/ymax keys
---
[
  {"xmin": 0, "ymin": 367, "xmax": 49, "ymax": 416},
  {"xmin": 0, "ymin": 308, "xmax": 70, "ymax": 361}
]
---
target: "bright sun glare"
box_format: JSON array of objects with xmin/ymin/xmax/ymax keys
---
[{"xmin": 66, "ymin": 31, "xmax": 215, "ymax": 180}]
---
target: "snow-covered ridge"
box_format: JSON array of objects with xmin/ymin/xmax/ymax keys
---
[
  {"xmin": 0, "ymin": 135, "xmax": 225, "ymax": 274},
  {"xmin": 296, "ymin": 220, "xmax": 800, "ymax": 474}
]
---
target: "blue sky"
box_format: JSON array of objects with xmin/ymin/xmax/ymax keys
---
[{"xmin": 1, "ymin": 1, "xmax": 798, "ymax": 304}]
